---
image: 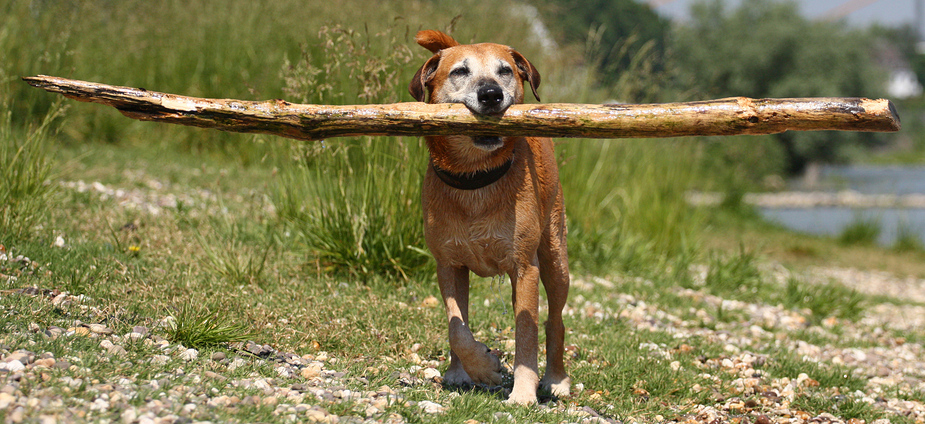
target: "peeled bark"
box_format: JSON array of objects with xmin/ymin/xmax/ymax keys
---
[{"xmin": 24, "ymin": 75, "xmax": 900, "ymax": 141}]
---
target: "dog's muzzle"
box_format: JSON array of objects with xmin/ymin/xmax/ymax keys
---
[{"xmin": 471, "ymin": 84, "xmax": 509, "ymax": 116}]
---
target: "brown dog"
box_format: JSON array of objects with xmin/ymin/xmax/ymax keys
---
[{"xmin": 408, "ymin": 30, "xmax": 570, "ymax": 405}]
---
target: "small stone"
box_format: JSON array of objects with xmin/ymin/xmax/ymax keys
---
[
  {"xmin": 179, "ymin": 348, "xmax": 198, "ymax": 362},
  {"xmin": 52, "ymin": 236, "xmax": 66, "ymax": 248},
  {"xmin": 211, "ymin": 352, "xmax": 226, "ymax": 362},
  {"xmin": 44, "ymin": 327, "xmax": 65, "ymax": 339},
  {"xmin": 421, "ymin": 368, "xmax": 441, "ymax": 380},
  {"xmin": 125, "ymin": 332, "xmax": 146, "ymax": 341},
  {"xmin": 420, "ymin": 296, "xmax": 439, "ymax": 308},
  {"xmin": 51, "ymin": 294, "xmax": 68, "ymax": 306},
  {"xmin": 132, "ymin": 326, "xmax": 150, "ymax": 335},
  {"xmin": 150, "ymin": 355, "xmax": 170, "ymax": 366},
  {"xmin": 2, "ymin": 360, "xmax": 25, "ymax": 372},
  {"xmin": 300, "ymin": 364, "xmax": 322, "ymax": 379},
  {"xmin": 418, "ymin": 400, "xmax": 445, "ymax": 414},
  {"xmin": 262, "ymin": 396, "xmax": 278, "ymax": 407},
  {"xmin": 69, "ymin": 327, "xmax": 91, "ymax": 337},
  {"xmin": 89, "ymin": 324, "xmax": 113, "ymax": 335},
  {"xmin": 8, "ymin": 406, "xmax": 24, "ymax": 423},
  {"xmin": 32, "ymin": 358, "xmax": 55, "ymax": 368},
  {"xmin": 755, "ymin": 415, "xmax": 772, "ymax": 424},
  {"xmin": 0, "ymin": 392, "xmax": 15, "ymax": 409}
]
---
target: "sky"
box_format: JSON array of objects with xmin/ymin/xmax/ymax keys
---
[{"xmin": 651, "ymin": 0, "xmax": 918, "ymax": 28}]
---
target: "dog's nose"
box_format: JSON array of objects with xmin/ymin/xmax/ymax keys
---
[{"xmin": 477, "ymin": 85, "xmax": 504, "ymax": 109}]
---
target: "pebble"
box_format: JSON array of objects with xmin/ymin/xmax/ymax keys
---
[
  {"xmin": 417, "ymin": 400, "xmax": 445, "ymax": 414},
  {"xmin": 179, "ymin": 348, "xmax": 198, "ymax": 362},
  {"xmin": 88, "ymin": 324, "xmax": 113, "ymax": 335}
]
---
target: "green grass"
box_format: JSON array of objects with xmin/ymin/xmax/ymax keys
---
[
  {"xmin": 837, "ymin": 215, "xmax": 882, "ymax": 246},
  {"xmin": 164, "ymin": 304, "xmax": 254, "ymax": 349}
]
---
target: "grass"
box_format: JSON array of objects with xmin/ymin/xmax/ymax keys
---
[
  {"xmin": 837, "ymin": 214, "xmax": 882, "ymax": 246},
  {"xmin": 164, "ymin": 304, "xmax": 254, "ymax": 349}
]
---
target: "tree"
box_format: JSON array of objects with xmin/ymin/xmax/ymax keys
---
[{"xmin": 673, "ymin": 0, "xmax": 887, "ymax": 175}]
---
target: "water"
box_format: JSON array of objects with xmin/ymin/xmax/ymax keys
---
[{"xmin": 757, "ymin": 165, "xmax": 925, "ymax": 246}]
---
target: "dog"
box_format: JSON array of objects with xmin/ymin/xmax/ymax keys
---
[{"xmin": 408, "ymin": 30, "xmax": 570, "ymax": 405}]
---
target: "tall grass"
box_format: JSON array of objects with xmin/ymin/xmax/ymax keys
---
[
  {"xmin": 5, "ymin": 0, "xmax": 715, "ymax": 282},
  {"xmin": 0, "ymin": 93, "xmax": 63, "ymax": 241}
]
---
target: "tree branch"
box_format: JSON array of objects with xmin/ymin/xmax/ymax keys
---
[{"xmin": 24, "ymin": 75, "xmax": 900, "ymax": 141}]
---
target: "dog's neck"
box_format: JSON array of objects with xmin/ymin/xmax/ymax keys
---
[
  {"xmin": 425, "ymin": 136, "xmax": 516, "ymax": 174},
  {"xmin": 430, "ymin": 154, "xmax": 514, "ymax": 190}
]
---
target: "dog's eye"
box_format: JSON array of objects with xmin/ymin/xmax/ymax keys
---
[
  {"xmin": 498, "ymin": 66, "xmax": 513, "ymax": 77},
  {"xmin": 450, "ymin": 67, "xmax": 470, "ymax": 77}
]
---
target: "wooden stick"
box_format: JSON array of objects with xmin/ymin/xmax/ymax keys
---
[{"xmin": 23, "ymin": 75, "xmax": 900, "ymax": 141}]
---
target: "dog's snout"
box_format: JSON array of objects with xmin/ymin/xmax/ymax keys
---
[{"xmin": 477, "ymin": 85, "xmax": 504, "ymax": 109}]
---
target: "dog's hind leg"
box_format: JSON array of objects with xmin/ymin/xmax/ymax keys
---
[
  {"xmin": 437, "ymin": 264, "xmax": 502, "ymax": 386},
  {"xmin": 538, "ymin": 197, "xmax": 571, "ymax": 397}
]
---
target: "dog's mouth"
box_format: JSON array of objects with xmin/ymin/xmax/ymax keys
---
[{"xmin": 472, "ymin": 136, "xmax": 503, "ymax": 150}]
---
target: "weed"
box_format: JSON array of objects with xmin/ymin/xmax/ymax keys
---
[
  {"xmin": 0, "ymin": 97, "xmax": 65, "ymax": 241},
  {"xmin": 790, "ymin": 394, "xmax": 883, "ymax": 421},
  {"xmin": 893, "ymin": 219, "xmax": 924, "ymax": 252},
  {"xmin": 195, "ymin": 214, "xmax": 276, "ymax": 287},
  {"xmin": 164, "ymin": 304, "xmax": 253, "ymax": 349},
  {"xmin": 757, "ymin": 352, "xmax": 867, "ymax": 392},
  {"xmin": 837, "ymin": 214, "xmax": 882, "ymax": 246},
  {"xmin": 697, "ymin": 248, "xmax": 765, "ymax": 302},
  {"xmin": 780, "ymin": 277, "xmax": 866, "ymax": 321}
]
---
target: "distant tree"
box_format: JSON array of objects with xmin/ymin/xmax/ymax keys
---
[
  {"xmin": 673, "ymin": 0, "xmax": 887, "ymax": 175},
  {"xmin": 533, "ymin": 0, "xmax": 673, "ymax": 101}
]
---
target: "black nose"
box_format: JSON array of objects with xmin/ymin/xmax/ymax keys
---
[{"xmin": 477, "ymin": 85, "xmax": 504, "ymax": 108}]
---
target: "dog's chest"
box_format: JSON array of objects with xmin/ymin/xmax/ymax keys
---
[{"xmin": 425, "ymin": 196, "xmax": 523, "ymax": 278}]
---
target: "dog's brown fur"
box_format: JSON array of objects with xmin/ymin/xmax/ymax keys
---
[{"xmin": 409, "ymin": 30, "xmax": 570, "ymax": 405}]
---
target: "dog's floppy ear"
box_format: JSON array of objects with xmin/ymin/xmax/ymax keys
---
[
  {"xmin": 415, "ymin": 30, "xmax": 459, "ymax": 53},
  {"xmin": 409, "ymin": 53, "xmax": 441, "ymax": 102},
  {"xmin": 511, "ymin": 50, "xmax": 542, "ymax": 102}
]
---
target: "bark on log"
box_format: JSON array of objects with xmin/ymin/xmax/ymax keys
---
[{"xmin": 23, "ymin": 75, "xmax": 900, "ymax": 141}]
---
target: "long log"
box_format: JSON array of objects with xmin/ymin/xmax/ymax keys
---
[{"xmin": 23, "ymin": 75, "xmax": 900, "ymax": 141}]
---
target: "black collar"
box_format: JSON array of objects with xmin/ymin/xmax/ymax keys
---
[{"xmin": 431, "ymin": 154, "xmax": 514, "ymax": 190}]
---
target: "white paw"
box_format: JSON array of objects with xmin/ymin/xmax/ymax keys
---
[{"xmin": 540, "ymin": 375, "xmax": 571, "ymax": 397}]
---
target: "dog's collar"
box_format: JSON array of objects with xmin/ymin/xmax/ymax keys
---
[{"xmin": 431, "ymin": 154, "xmax": 514, "ymax": 190}]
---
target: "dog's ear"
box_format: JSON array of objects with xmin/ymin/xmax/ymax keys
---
[
  {"xmin": 415, "ymin": 30, "xmax": 459, "ymax": 53},
  {"xmin": 409, "ymin": 53, "xmax": 442, "ymax": 102},
  {"xmin": 511, "ymin": 50, "xmax": 542, "ymax": 102}
]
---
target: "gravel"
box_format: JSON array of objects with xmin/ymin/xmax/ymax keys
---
[{"xmin": 3, "ymin": 225, "xmax": 925, "ymax": 423}]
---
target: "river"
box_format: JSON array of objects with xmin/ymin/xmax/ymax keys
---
[{"xmin": 758, "ymin": 165, "xmax": 925, "ymax": 246}]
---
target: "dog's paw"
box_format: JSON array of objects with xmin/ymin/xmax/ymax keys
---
[
  {"xmin": 443, "ymin": 364, "xmax": 474, "ymax": 386},
  {"xmin": 540, "ymin": 374, "xmax": 571, "ymax": 397},
  {"xmin": 461, "ymin": 343, "xmax": 502, "ymax": 386},
  {"xmin": 505, "ymin": 387, "xmax": 538, "ymax": 405}
]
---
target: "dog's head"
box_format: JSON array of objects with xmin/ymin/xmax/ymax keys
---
[{"xmin": 408, "ymin": 30, "xmax": 541, "ymax": 117}]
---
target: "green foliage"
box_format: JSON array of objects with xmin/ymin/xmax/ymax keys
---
[
  {"xmin": 781, "ymin": 277, "xmax": 866, "ymax": 321},
  {"xmin": 0, "ymin": 99, "xmax": 62, "ymax": 241},
  {"xmin": 837, "ymin": 215, "xmax": 882, "ymax": 246},
  {"xmin": 892, "ymin": 220, "xmax": 924, "ymax": 252},
  {"xmin": 674, "ymin": 0, "xmax": 887, "ymax": 174},
  {"xmin": 559, "ymin": 139, "xmax": 705, "ymax": 275},
  {"xmin": 164, "ymin": 304, "xmax": 253, "ymax": 349}
]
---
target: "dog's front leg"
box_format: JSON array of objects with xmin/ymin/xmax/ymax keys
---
[
  {"xmin": 507, "ymin": 262, "xmax": 540, "ymax": 405},
  {"xmin": 437, "ymin": 264, "xmax": 502, "ymax": 386}
]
